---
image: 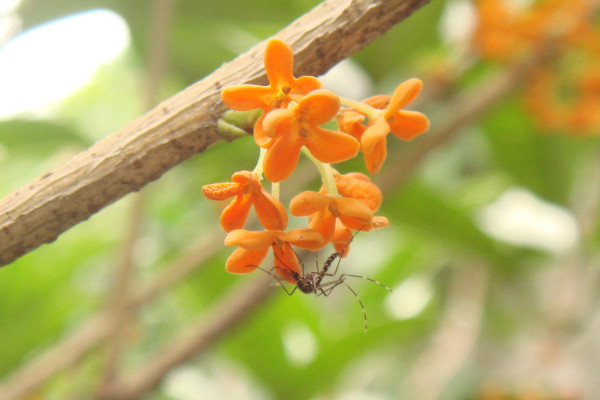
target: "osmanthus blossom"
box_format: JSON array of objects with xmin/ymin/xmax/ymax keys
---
[
  {"xmin": 339, "ymin": 79, "xmax": 429, "ymax": 174},
  {"xmin": 360, "ymin": 78, "xmax": 430, "ymax": 160},
  {"xmin": 205, "ymin": 38, "xmax": 430, "ymax": 282},
  {"xmin": 474, "ymin": 0, "xmax": 600, "ymax": 62},
  {"xmin": 221, "ymin": 38, "xmax": 322, "ymax": 147},
  {"xmin": 524, "ymin": 65, "xmax": 600, "ymax": 134},
  {"xmin": 262, "ymin": 89, "xmax": 360, "ymax": 182},
  {"xmin": 333, "ymin": 172, "xmax": 382, "ymax": 212},
  {"xmin": 289, "ymin": 191, "xmax": 373, "ymax": 246},
  {"xmin": 202, "ymin": 171, "xmax": 287, "ymax": 232},
  {"xmin": 224, "ymin": 228, "xmax": 324, "ymax": 283},
  {"xmin": 338, "ymin": 96, "xmax": 389, "ymax": 174},
  {"xmin": 289, "ymin": 172, "xmax": 388, "ymax": 247}
]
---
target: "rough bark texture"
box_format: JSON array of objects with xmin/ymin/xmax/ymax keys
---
[{"xmin": 0, "ymin": 0, "xmax": 430, "ymax": 267}]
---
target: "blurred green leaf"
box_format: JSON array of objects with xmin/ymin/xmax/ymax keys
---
[
  {"xmin": 383, "ymin": 180, "xmax": 518, "ymax": 268},
  {"xmin": 0, "ymin": 119, "xmax": 89, "ymax": 156},
  {"xmin": 481, "ymin": 98, "xmax": 598, "ymax": 205}
]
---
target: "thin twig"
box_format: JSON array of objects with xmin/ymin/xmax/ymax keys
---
[
  {"xmin": 0, "ymin": 232, "xmax": 222, "ymax": 400},
  {"xmin": 95, "ymin": 193, "xmax": 147, "ymax": 398},
  {"xmin": 0, "ymin": 0, "xmax": 431, "ymax": 267},
  {"xmin": 100, "ymin": 275, "xmax": 276, "ymax": 400},
  {"xmin": 95, "ymin": 0, "xmax": 177, "ymax": 395}
]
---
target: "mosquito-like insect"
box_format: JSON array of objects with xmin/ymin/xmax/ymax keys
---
[{"xmin": 251, "ymin": 229, "xmax": 391, "ymax": 332}]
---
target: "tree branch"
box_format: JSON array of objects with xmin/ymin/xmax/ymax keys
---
[
  {"xmin": 101, "ymin": 275, "xmax": 276, "ymax": 400},
  {"xmin": 0, "ymin": 0, "xmax": 431, "ymax": 267},
  {"xmin": 0, "ymin": 232, "xmax": 222, "ymax": 400}
]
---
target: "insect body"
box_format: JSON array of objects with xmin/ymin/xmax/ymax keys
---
[
  {"xmin": 248, "ymin": 231, "xmax": 390, "ymax": 332},
  {"xmin": 275, "ymin": 243, "xmax": 391, "ymax": 332}
]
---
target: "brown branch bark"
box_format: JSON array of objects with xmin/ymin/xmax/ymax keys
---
[{"xmin": 0, "ymin": 0, "xmax": 431, "ymax": 267}]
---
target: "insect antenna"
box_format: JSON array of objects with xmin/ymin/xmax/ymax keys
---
[
  {"xmin": 342, "ymin": 281, "xmax": 368, "ymax": 333},
  {"xmin": 342, "ymin": 273, "xmax": 392, "ymax": 292}
]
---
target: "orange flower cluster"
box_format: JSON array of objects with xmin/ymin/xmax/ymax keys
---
[
  {"xmin": 474, "ymin": 0, "xmax": 600, "ymax": 134},
  {"xmin": 203, "ymin": 39, "xmax": 429, "ymax": 284},
  {"xmin": 474, "ymin": 0, "xmax": 600, "ymax": 62},
  {"xmin": 524, "ymin": 64, "xmax": 600, "ymax": 134}
]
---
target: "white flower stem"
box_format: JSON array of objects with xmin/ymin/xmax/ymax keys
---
[
  {"xmin": 340, "ymin": 97, "xmax": 378, "ymax": 119},
  {"xmin": 301, "ymin": 147, "xmax": 338, "ymax": 196}
]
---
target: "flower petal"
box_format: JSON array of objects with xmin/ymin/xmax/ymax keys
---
[
  {"xmin": 201, "ymin": 182, "xmax": 240, "ymax": 201},
  {"xmin": 372, "ymin": 215, "xmax": 390, "ymax": 229},
  {"xmin": 360, "ymin": 116, "xmax": 390, "ymax": 155},
  {"xmin": 337, "ymin": 109, "xmax": 366, "ymax": 140},
  {"xmin": 364, "ymin": 137, "xmax": 387, "ymax": 174},
  {"xmin": 220, "ymin": 194, "xmax": 252, "ymax": 232},
  {"xmin": 224, "ymin": 229, "xmax": 278, "ymax": 250},
  {"xmin": 331, "ymin": 224, "xmax": 354, "ymax": 258},
  {"xmin": 308, "ymin": 211, "xmax": 336, "ymax": 245},
  {"xmin": 388, "ymin": 110, "xmax": 430, "ymax": 141},
  {"xmin": 263, "ymin": 134, "xmax": 302, "ymax": 182},
  {"xmin": 264, "ymin": 39, "xmax": 295, "ymax": 89},
  {"xmin": 272, "ymin": 244, "xmax": 301, "ymax": 283},
  {"xmin": 280, "ymin": 228, "xmax": 325, "ymax": 251},
  {"xmin": 334, "ymin": 173, "xmax": 383, "ymax": 211},
  {"xmin": 294, "ymin": 75, "xmax": 322, "ymax": 94},
  {"xmin": 304, "ymin": 127, "xmax": 360, "ymax": 164},
  {"xmin": 296, "ymin": 89, "xmax": 340, "ymax": 125},
  {"xmin": 222, "ymin": 85, "xmax": 273, "ymax": 111},
  {"xmin": 225, "ymin": 247, "xmax": 269, "ymax": 274},
  {"xmin": 253, "ymin": 114, "xmax": 274, "ymax": 148},
  {"xmin": 386, "ymin": 78, "xmax": 423, "ymax": 115},
  {"xmin": 231, "ymin": 170, "xmax": 256, "ymax": 185},
  {"xmin": 252, "ymin": 190, "xmax": 288, "ymax": 230},
  {"xmin": 364, "ymin": 94, "xmax": 391, "ymax": 109},
  {"xmin": 262, "ymin": 107, "xmax": 295, "ymax": 138},
  {"xmin": 331, "ymin": 197, "xmax": 373, "ymax": 223},
  {"xmin": 289, "ymin": 191, "xmax": 330, "ymax": 216}
]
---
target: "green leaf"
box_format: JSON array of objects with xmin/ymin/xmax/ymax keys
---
[
  {"xmin": 0, "ymin": 119, "xmax": 89, "ymax": 157},
  {"xmin": 382, "ymin": 180, "xmax": 518, "ymax": 268},
  {"xmin": 481, "ymin": 99, "xmax": 599, "ymax": 205}
]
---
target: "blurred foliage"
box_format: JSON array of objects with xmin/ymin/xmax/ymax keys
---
[{"xmin": 0, "ymin": 0, "xmax": 599, "ymax": 400}]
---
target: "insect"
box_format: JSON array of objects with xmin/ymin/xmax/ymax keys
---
[{"xmin": 252, "ymin": 230, "xmax": 391, "ymax": 332}]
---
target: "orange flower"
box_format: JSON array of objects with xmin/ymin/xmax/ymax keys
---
[
  {"xmin": 224, "ymin": 228, "xmax": 324, "ymax": 283},
  {"xmin": 338, "ymin": 96, "xmax": 390, "ymax": 174},
  {"xmin": 361, "ymin": 78, "xmax": 430, "ymax": 156},
  {"xmin": 202, "ymin": 171, "xmax": 287, "ymax": 232},
  {"xmin": 221, "ymin": 39, "xmax": 322, "ymax": 147},
  {"xmin": 524, "ymin": 65, "xmax": 600, "ymax": 134},
  {"xmin": 333, "ymin": 172, "xmax": 383, "ymax": 212},
  {"xmin": 475, "ymin": 0, "xmax": 600, "ymax": 62},
  {"xmin": 474, "ymin": 0, "xmax": 532, "ymax": 61},
  {"xmin": 261, "ymin": 89, "xmax": 360, "ymax": 182},
  {"xmin": 289, "ymin": 191, "xmax": 373, "ymax": 245},
  {"xmin": 339, "ymin": 80, "xmax": 429, "ymax": 174}
]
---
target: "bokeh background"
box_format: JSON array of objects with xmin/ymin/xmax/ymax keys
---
[{"xmin": 1, "ymin": 0, "xmax": 599, "ymax": 399}]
